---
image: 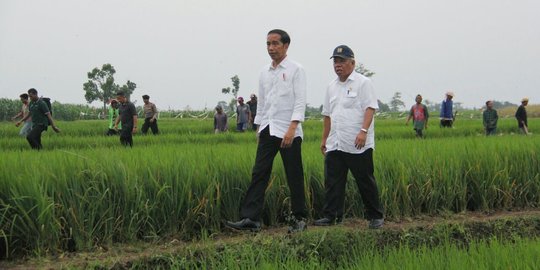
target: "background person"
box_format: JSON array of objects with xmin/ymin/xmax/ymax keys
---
[
  {"xmin": 247, "ymin": 93, "xmax": 258, "ymax": 131},
  {"xmin": 106, "ymin": 99, "xmax": 121, "ymax": 136},
  {"xmin": 483, "ymin": 100, "xmax": 498, "ymax": 136},
  {"xmin": 214, "ymin": 105, "xmax": 228, "ymax": 133},
  {"xmin": 141, "ymin": 94, "xmax": 159, "ymax": 135},
  {"xmin": 12, "ymin": 93, "xmax": 32, "ymax": 137},
  {"xmin": 515, "ymin": 97, "xmax": 529, "ymax": 134},
  {"xmin": 225, "ymin": 29, "xmax": 308, "ymax": 233},
  {"xmin": 15, "ymin": 88, "xmax": 60, "ymax": 149},
  {"xmin": 236, "ymin": 96, "xmax": 250, "ymax": 132},
  {"xmin": 406, "ymin": 94, "xmax": 429, "ymax": 138},
  {"xmin": 314, "ymin": 45, "xmax": 384, "ymax": 229},
  {"xmin": 114, "ymin": 92, "xmax": 137, "ymax": 147},
  {"xmin": 440, "ymin": 91, "xmax": 454, "ymax": 128}
]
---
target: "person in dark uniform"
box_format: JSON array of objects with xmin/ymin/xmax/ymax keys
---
[
  {"xmin": 141, "ymin": 94, "xmax": 159, "ymax": 135},
  {"xmin": 16, "ymin": 88, "xmax": 60, "ymax": 150},
  {"xmin": 114, "ymin": 92, "xmax": 138, "ymax": 147}
]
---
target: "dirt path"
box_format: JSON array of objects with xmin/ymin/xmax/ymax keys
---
[{"xmin": 3, "ymin": 209, "xmax": 540, "ymax": 270}]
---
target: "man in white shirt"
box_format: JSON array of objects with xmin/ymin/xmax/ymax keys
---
[
  {"xmin": 314, "ymin": 45, "xmax": 384, "ymax": 229},
  {"xmin": 226, "ymin": 29, "xmax": 307, "ymax": 233}
]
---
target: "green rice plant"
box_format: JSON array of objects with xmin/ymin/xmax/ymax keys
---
[{"xmin": 0, "ymin": 118, "xmax": 539, "ymax": 258}]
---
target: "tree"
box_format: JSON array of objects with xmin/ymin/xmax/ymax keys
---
[
  {"xmin": 221, "ymin": 75, "xmax": 240, "ymax": 112},
  {"xmin": 83, "ymin": 63, "xmax": 136, "ymax": 114},
  {"xmin": 377, "ymin": 100, "xmax": 390, "ymax": 112},
  {"xmin": 118, "ymin": 80, "xmax": 137, "ymax": 101},
  {"xmin": 390, "ymin": 92, "xmax": 406, "ymax": 112},
  {"xmin": 355, "ymin": 63, "xmax": 375, "ymax": 78}
]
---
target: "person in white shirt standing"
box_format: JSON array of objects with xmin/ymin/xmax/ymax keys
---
[
  {"xmin": 314, "ymin": 45, "xmax": 384, "ymax": 229},
  {"xmin": 225, "ymin": 29, "xmax": 308, "ymax": 233}
]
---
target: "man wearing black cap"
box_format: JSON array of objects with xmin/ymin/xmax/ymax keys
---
[
  {"xmin": 314, "ymin": 45, "xmax": 384, "ymax": 229},
  {"xmin": 225, "ymin": 29, "xmax": 308, "ymax": 233}
]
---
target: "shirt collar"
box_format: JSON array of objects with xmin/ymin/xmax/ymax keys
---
[
  {"xmin": 335, "ymin": 71, "xmax": 361, "ymax": 84},
  {"xmin": 268, "ymin": 56, "xmax": 290, "ymax": 70}
]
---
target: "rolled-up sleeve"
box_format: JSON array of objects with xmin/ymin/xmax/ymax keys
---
[
  {"xmin": 290, "ymin": 67, "xmax": 306, "ymax": 122},
  {"xmin": 254, "ymin": 71, "xmax": 266, "ymax": 125}
]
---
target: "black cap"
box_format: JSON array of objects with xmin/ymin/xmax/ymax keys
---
[{"xmin": 330, "ymin": 45, "xmax": 354, "ymax": 59}]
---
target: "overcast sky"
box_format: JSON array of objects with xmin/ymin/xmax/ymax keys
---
[{"xmin": 1, "ymin": 0, "xmax": 539, "ymax": 110}]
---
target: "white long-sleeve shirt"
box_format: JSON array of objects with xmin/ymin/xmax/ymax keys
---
[
  {"xmin": 254, "ymin": 57, "xmax": 307, "ymax": 139},
  {"xmin": 322, "ymin": 71, "xmax": 378, "ymax": 154}
]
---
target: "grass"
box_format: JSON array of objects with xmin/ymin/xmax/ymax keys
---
[{"xmin": 0, "ymin": 118, "xmax": 539, "ymax": 258}]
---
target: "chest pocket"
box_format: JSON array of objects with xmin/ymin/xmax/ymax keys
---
[
  {"xmin": 342, "ymin": 92, "xmax": 358, "ymax": 108},
  {"xmin": 277, "ymin": 80, "xmax": 293, "ymax": 97}
]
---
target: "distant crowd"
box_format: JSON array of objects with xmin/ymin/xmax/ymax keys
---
[{"xmin": 404, "ymin": 91, "xmax": 530, "ymax": 138}]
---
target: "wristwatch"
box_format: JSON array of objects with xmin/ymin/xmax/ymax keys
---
[{"xmin": 361, "ymin": 128, "xmax": 368, "ymax": 133}]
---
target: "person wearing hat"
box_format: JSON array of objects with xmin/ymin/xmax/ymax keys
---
[
  {"xmin": 440, "ymin": 91, "xmax": 454, "ymax": 128},
  {"xmin": 225, "ymin": 29, "xmax": 308, "ymax": 233},
  {"xmin": 313, "ymin": 45, "xmax": 384, "ymax": 229},
  {"xmin": 214, "ymin": 105, "xmax": 228, "ymax": 133},
  {"xmin": 106, "ymin": 99, "xmax": 121, "ymax": 136},
  {"xmin": 236, "ymin": 96, "xmax": 251, "ymax": 132},
  {"xmin": 141, "ymin": 95, "xmax": 159, "ymax": 135},
  {"xmin": 515, "ymin": 97, "xmax": 529, "ymax": 134},
  {"xmin": 247, "ymin": 93, "xmax": 258, "ymax": 131}
]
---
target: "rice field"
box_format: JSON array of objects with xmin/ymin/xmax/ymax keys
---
[
  {"xmin": 132, "ymin": 237, "xmax": 540, "ymax": 270},
  {"xmin": 0, "ymin": 117, "xmax": 539, "ymax": 261}
]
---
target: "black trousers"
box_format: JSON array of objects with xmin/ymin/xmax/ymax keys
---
[
  {"xmin": 322, "ymin": 149, "xmax": 384, "ymax": 220},
  {"xmin": 240, "ymin": 126, "xmax": 307, "ymax": 221},
  {"xmin": 141, "ymin": 118, "xmax": 159, "ymax": 135},
  {"xmin": 440, "ymin": 119, "xmax": 453, "ymax": 128},
  {"xmin": 26, "ymin": 124, "xmax": 47, "ymax": 150},
  {"xmin": 120, "ymin": 126, "xmax": 133, "ymax": 147}
]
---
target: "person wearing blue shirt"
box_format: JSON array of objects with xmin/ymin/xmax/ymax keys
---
[{"xmin": 440, "ymin": 91, "xmax": 454, "ymax": 128}]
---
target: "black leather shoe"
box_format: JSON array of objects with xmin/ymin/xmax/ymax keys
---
[
  {"xmin": 313, "ymin": 217, "xmax": 341, "ymax": 226},
  {"xmin": 368, "ymin": 218, "xmax": 384, "ymax": 229},
  {"xmin": 225, "ymin": 218, "xmax": 261, "ymax": 232},
  {"xmin": 288, "ymin": 219, "xmax": 307, "ymax": 233}
]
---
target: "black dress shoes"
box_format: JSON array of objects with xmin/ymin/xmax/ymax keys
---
[
  {"xmin": 313, "ymin": 217, "xmax": 342, "ymax": 226},
  {"xmin": 225, "ymin": 218, "xmax": 261, "ymax": 232}
]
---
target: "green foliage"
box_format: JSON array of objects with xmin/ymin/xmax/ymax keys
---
[
  {"xmin": 355, "ymin": 63, "xmax": 375, "ymax": 78},
  {"xmin": 83, "ymin": 63, "xmax": 137, "ymax": 113},
  {"xmin": 390, "ymin": 91, "xmax": 406, "ymax": 112},
  {"xmin": 87, "ymin": 217, "xmax": 540, "ymax": 269},
  {"xmin": 221, "ymin": 75, "xmax": 240, "ymax": 111},
  {"xmin": 0, "ymin": 118, "xmax": 539, "ymax": 259},
  {"xmin": 0, "ymin": 98, "xmax": 23, "ymax": 121},
  {"xmin": 0, "ymin": 98, "xmax": 100, "ymax": 121}
]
